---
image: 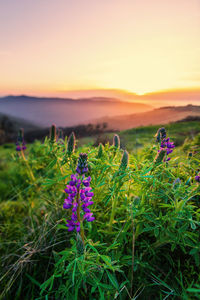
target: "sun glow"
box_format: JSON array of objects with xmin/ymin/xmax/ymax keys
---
[{"xmin": 0, "ymin": 0, "xmax": 199, "ymax": 97}]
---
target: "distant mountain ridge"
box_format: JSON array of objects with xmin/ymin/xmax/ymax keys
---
[
  {"xmin": 1, "ymin": 94, "xmax": 137, "ymax": 103},
  {"xmin": 0, "ymin": 95, "xmax": 152, "ymax": 127},
  {"xmin": 92, "ymin": 105, "xmax": 200, "ymax": 130},
  {"xmin": 45, "ymin": 88, "xmax": 200, "ymax": 107}
]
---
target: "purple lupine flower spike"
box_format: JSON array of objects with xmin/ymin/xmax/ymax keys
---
[
  {"xmin": 156, "ymin": 128, "xmax": 175, "ymax": 162},
  {"xmin": 63, "ymin": 153, "xmax": 94, "ymax": 233},
  {"xmin": 76, "ymin": 153, "xmax": 88, "ymax": 174},
  {"xmin": 16, "ymin": 128, "xmax": 26, "ymax": 152}
]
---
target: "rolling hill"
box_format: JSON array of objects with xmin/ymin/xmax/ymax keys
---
[
  {"xmin": 92, "ymin": 105, "xmax": 200, "ymax": 131},
  {"xmin": 0, "ymin": 95, "xmax": 152, "ymax": 127}
]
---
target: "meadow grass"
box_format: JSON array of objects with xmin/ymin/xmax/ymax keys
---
[{"xmin": 0, "ymin": 123, "xmax": 199, "ymax": 299}]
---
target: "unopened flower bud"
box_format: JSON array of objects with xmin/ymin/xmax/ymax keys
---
[
  {"xmin": 97, "ymin": 143, "xmax": 103, "ymax": 158},
  {"xmin": 50, "ymin": 124, "xmax": 56, "ymax": 143},
  {"xmin": 155, "ymin": 127, "xmax": 166, "ymax": 142},
  {"xmin": 67, "ymin": 132, "xmax": 75, "ymax": 155},
  {"xmin": 113, "ymin": 134, "xmax": 120, "ymax": 149},
  {"xmin": 76, "ymin": 153, "xmax": 88, "ymax": 174},
  {"xmin": 119, "ymin": 150, "xmax": 129, "ymax": 171}
]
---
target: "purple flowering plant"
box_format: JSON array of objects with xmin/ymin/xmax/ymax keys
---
[
  {"xmin": 16, "ymin": 128, "xmax": 26, "ymax": 152},
  {"xmin": 63, "ymin": 153, "xmax": 94, "ymax": 242},
  {"xmin": 158, "ymin": 137, "xmax": 175, "ymax": 162},
  {"xmin": 156, "ymin": 128, "xmax": 175, "ymax": 162}
]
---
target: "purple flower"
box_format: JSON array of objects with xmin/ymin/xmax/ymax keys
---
[
  {"xmin": 16, "ymin": 128, "xmax": 26, "ymax": 152},
  {"xmin": 157, "ymin": 136, "xmax": 175, "ymax": 162},
  {"xmin": 66, "ymin": 220, "xmax": 80, "ymax": 232},
  {"xmin": 66, "ymin": 220, "xmax": 76, "ymax": 231},
  {"xmin": 63, "ymin": 199, "xmax": 72, "ymax": 209},
  {"xmin": 63, "ymin": 153, "xmax": 94, "ymax": 233},
  {"xmin": 71, "ymin": 213, "xmax": 78, "ymax": 221},
  {"xmin": 16, "ymin": 145, "xmax": 22, "ymax": 151},
  {"xmin": 82, "ymin": 176, "xmax": 91, "ymax": 187},
  {"xmin": 195, "ymin": 174, "xmax": 200, "ymax": 182},
  {"xmin": 72, "ymin": 203, "xmax": 78, "ymax": 212},
  {"xmin": 83, "ymin": 213, "xmax": 95, "ymax": 222},
  {"xmin": 69, "ymin": 174, "xmax": 78, "ymax": 186},
  {"xmin": 76, "ymin": 153, "xmax": 88, "ymax": 175}
]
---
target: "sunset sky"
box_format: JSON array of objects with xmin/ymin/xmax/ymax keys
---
[{"xmin": 0, "ymin": 0, "xmax": 200, "ymax": 97}]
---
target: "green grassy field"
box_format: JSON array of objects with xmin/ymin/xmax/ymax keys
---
[{"xmin": 0, "ymin": 122, "xmax": 200, "ymax": 299}]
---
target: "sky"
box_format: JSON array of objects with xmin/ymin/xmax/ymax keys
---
[{"xmin": 0, "ymin": 0, "xmax": 200, "ymax": 97}]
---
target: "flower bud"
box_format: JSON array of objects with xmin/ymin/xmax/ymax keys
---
[
  {"xmin": 58, "ymin": 128, "xmax": 64, "ymax": 140},
  {"xmin": 50, "ymin": 124, "xmax": 56, "ymax": 143},
  {"xmin": 67, "ymin": 132, "xmax": 75, "ymax": 155},
  {"xmin": 119, "ymin": 150, "xmax": 129, "ymax": 171},
  {"xmin": 155, "ymin": 127, "xmax": 166, "ymax": 142},
  {"xmin": 16, "ymin": 128, "xmax": 26, "ymax": 151},
  {"xmin": 76, "ymin": 153, "xmax": 88, "ymax": 174},
  {"xmin": 97, "ymin": 143, "xmax": 103, "ymax": 158},
  {"xmin": 113, "ymin": 134, "xmax": 120, "ymax": 149},
  {"xmin": 17, "ymin": 128, "xmax": 24, "ymax": 144}
]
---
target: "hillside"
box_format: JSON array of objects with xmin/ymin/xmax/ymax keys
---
[
  {"xmin": 92, "ymin": 105, "xmax": 200, "ymax": 130},
  {"xmin": 0, "ymin": 95, "xmax": 152, "ymax": 127},
  {"xmin": 0, "ymin": 113, "xmax": 40, "ymax": 144}
]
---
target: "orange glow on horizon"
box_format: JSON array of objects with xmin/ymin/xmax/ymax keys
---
[{"xmin": 0, "ymin": 0, "xmax": 199, "ymax": 97}]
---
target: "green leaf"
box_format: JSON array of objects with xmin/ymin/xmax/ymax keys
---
[
  {"xmin": 106, "ymin": 270, "xmax": 119, "ymax": 290},
  {"xmin": 25, "ymin": 273, "xmax": 41, "ymax": 287}
]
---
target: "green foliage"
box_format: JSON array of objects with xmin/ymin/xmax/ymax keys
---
[{"xmin": 0, "ymin": 123, "xmax": 199, "ymax": 299}]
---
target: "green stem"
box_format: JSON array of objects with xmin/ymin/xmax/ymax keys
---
[
  {"xmin": 130, "ymin": 223, "xmax": 135, "ymax": 297},
  {"xmin": 76, "ymin": 187, "xmax": 85, "ymax": 244}
]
